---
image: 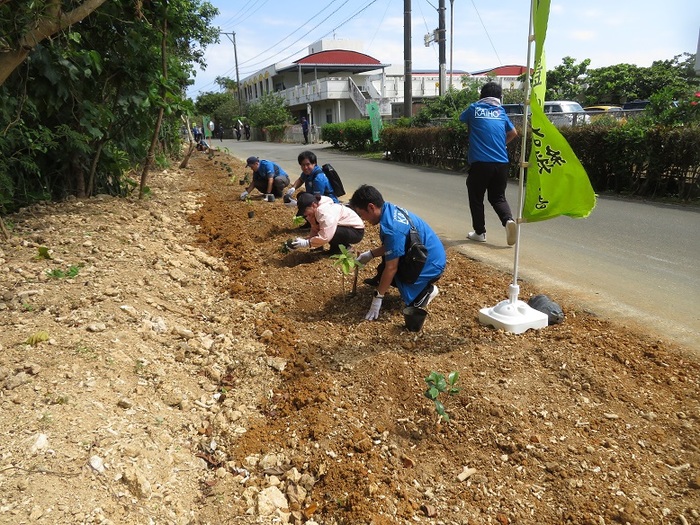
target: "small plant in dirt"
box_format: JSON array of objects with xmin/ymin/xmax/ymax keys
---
[
  {"xmin": 46, "ymin": 265, "xmax": 81, "ymax": 279},
  {"xmin": 36, "ymin": 246, "xmax": 53, "ymax": 260},
  {"xmin": 25, "ymin": 330, "xmax": 49, "ymax": 346},
  {"xmin": 280, "ymin": 239, "xmax": 295, "ymax": 254},
  {"xmin": 330, "ymin": 244, "xmax": 362, "ymax": 298},
  {"xmin": 292, "ymin": 215, "xmax": 306, "ymax": 227},
  {"xmin": 424, "ymin": 371, "xmax": 461, "ymax": 422}
]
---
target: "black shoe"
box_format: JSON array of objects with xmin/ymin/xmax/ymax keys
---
[{"xmin": 363, "ymin": 275, "xmax": 380, "ymax": 287}]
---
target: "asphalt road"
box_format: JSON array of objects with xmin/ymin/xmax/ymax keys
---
[{"xmin": 213, "ymin": 139, "xmax": 700, "ymax": 352}]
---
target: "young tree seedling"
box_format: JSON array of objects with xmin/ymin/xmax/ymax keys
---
[
  {"xmin": 330, "ymin": 244, "xmax": 363, "ymax": 299},
  {"xmin": 424, "ymin": 371, "xmax": 461, "ymax": 423}
]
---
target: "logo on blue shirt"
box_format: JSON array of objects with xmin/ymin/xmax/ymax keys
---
[{"xmin": 474, "ymin": 107, "xmax": 502, "ymax": 119}]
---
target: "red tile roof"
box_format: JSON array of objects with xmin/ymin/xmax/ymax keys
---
[{"xmin": 295, "ymin": 50, "xmax": 382, "ymax": 66}]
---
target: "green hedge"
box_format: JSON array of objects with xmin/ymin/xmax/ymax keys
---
[
  {"xmin": 377, "ymin": 121, "xmax": 700, "ymax": 202},
  {"xmin": 321, "ymin": 120, "xmax": 381, "ymax": 151}
]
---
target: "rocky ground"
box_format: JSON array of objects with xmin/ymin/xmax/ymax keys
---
[{"xmin": 0, "ymin": 150, "xmax": 698, "ymax": 525}]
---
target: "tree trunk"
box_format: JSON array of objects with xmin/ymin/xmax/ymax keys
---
[
  {"xmin": 179, "ymin": 115, "xmax": 196, "ymax": 169},
  {"xmin": 139, "ymin": 0, "xmax": 168, "ymax": 199},
  {"xmin": 0, "ymin": 0, "xmax": 108, "ymax": 86}
]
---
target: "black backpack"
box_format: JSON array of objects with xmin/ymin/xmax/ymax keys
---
[{"xmin": 321, "ymin": 163, "xmax": 346, "ymax": 198}]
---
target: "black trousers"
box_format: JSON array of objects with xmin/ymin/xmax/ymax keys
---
[
  {"xmin": 253, "ymin": 176, "xmax": 290, "ymax": 197},
  {"xmin": 466, "ymin": 162, "xmax": 513, "ymax": 235},
  {"xmin": 329, "ymin": 227, "xmax": 364, "ymax": 254}
]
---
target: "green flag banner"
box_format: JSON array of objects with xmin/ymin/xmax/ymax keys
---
[
  {"xmin": 530, "ymin": 0, "xmax": 549, "ymax": 107},
  {"xmin": 524, "ymin": 105, "xmax": 596, "ymax": 221},
  {"xmin": 367, "ymin": 101, "xmax": 382, "ymax": 143},
  {"xmin": 523, "ymin": 0, "xmax": 596, "ymax": 222}
]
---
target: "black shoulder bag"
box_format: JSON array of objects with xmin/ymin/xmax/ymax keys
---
[{"xmin": 395, "ymin": 207, "xmax": 428, "ymax": 284}]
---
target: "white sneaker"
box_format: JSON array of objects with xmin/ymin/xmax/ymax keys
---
[
  {"xmin": 467, "ymin": 231, "xmax": 486, "ymax": 242},
  {"xmin": 414, "ymin": 285, "xmax": 439, "ymax": 308},
  {"xmin": 505, "ymin": 219, "xmax": 517, "ymax": 246}
]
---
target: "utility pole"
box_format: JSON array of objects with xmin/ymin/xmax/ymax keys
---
[
  {"xmin": 403, "ymin": 0, "xmax": 412, "ymax": 118},
  {"xmin": 221, "ymin": 32, "xmax": 242, "ymax": 109},
  {"xmin": 449, "ymin": 0, "xmax": 455, "ymax": 86},
  {"xmin": 438, "ymin": 0, "xmax": 446, "ymax": 96}
]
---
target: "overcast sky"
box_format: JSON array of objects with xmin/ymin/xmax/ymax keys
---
[{"xmin": 187, "ymin": 0, "xmax": 700, "ymax": 99}]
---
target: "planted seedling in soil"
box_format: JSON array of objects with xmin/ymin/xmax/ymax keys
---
[
  {"xmin": 280, "ymin": 239, "xmax": 295, "ymax": 254},
  {"xmin": 424, "ymin": 371, "xmax": 461, "ymax": 423},
  {"xmin": 46, "ymin": 264, "xmax": 82, "ymax": 279},
  {"xmin": 292, "ymin": 215, "xmax": 306, "ymax": 227},
  {"xmin": 330, "ymin": 245, "xmax": 362, "ymax": 299}
]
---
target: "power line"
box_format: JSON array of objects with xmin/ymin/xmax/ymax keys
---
[
  {"xmin": 272, "ymin": 0, "xmax": 380, "ymax": 66},
  {"xmin": 470, "ymin": 0, "xmax": 502, "ymax": 65},
  {"xmin": 238, "ymin": 0, "xmax": 349, "ymax": 69}
]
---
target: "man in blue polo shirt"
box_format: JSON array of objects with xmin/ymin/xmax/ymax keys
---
[
  {"xmin": 459, "ymin": 81, "xmax": 518, "ymax": 246},
  {"xmin": 240, "ymin": 156, "xmax": 290, "ymax": 200},
  {"xmin": 350, "ymin": 185, "xmax": 446, "ymax": 321},
  {"xmin": 285, "ymin": 150, "xmax": 339, "ymax": 203}
]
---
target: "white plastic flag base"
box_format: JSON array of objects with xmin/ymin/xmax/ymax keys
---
[{"xmin": 478, "ymin": 284, "xmax": 548, "ymax": 334}]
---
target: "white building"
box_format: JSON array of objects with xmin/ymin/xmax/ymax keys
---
[{"xmin": 239, "ymin": 39, "xmax": 524, "ymax": 127}]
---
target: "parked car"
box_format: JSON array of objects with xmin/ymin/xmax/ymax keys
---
[
  {"xmin": 584, "ymin": 105, "xmax": 623, "ymax": 113},
  {"xmin": 502, "ymin": 103, "xmax": 526, "ymax": 116},
  {"xmin": 622, "ymin": 100, "xmax": 650, "ymax": 111},
  {"xmin": 584, "ymin": 105, "xmax": 623, "ymax": 122},
  {"xmin": 500, "ymin": 101, "xmax": 589, "ymax": 127},
  {"xmin": 543, "ymin": 101, "xmax": 590, "ymax": 127}
]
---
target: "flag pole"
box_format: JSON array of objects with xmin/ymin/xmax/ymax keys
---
[{"xmin": 477, "ymin": 0, "xmax": 548, "ymax": 333}]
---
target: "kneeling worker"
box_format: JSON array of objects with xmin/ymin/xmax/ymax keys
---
[
  {"xmin": 289, "ymin": 193, "xmax": 364, "ymax": 255},
  {"xmin": 240, "ymin": 156, "xmax": 290, "ymax": 200},
  {"xmin": 349, "ymin": 185, "xmax": 446, "ymax": 321}
]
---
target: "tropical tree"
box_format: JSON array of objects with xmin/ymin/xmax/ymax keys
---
[
  {"xmin": 582, "ymin": 53, "xmax": 698, "ymax": 106},
  {"xmin": 545, "ymin": 56, "xmax": 591, "ymax": 101},
  {"xmin": 246, "ymin": 93, "xmax": 292, "ymax": 128},
  {"xmin": 0, "ymin": 0, "xmax": 108, "ymax": 85},
  {"xmin": 0, "ymin": 0, "xmax": 219, "ymax": 211}
]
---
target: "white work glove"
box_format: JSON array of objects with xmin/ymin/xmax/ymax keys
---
[
  {"xmin": 365, "ymin": 296, "xmax": 383, "ymax": 321},
  {"xmin": 239, "ymin": 191, "xmax": 249, "ymax": 201},
  {"xmin": 291, "ymin": 237, "xmax": 310, "ymax": 249},
  {"xmin": 286, "ymin": 187, "xmax": 296, "ymax": 197},
  {"xmin": 356, "ymin": 250, "xmax": 374, "ymax": 265}
]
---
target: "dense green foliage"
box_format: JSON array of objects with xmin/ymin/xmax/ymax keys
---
[
  {"xmin": 546, "ymin": 54, "xmax": 699, "ymax": 106},
  {"xmin": 380, "ymin": 95, "xmax": 700, "ymax": 202},
  {"xmin": 246, "ymin": 93, "xmax": 292, "ymax": 129},
  {"xmin": 0, "ymin": 0, "xmax": 218, "ymax": 213},
  {"xmin": 321, "ymin": 120, "xmax": 378, "ymax": 151}
]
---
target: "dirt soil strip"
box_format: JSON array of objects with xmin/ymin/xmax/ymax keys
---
[{"xmin": 1, "ymin": 151, "xmax": 698, "ymax": 525}]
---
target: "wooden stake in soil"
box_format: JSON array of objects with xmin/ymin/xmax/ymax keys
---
[{"xmin": 351, "ymin": 266, "xmax": 359, "ymax": 297}]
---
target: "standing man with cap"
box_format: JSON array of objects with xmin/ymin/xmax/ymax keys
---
[
  {"xmin": 288, "ymin": 193, "xmax": 364, "ymax": 255},
  {"xmin": 240, "ymin": 157, "xmax": 291, "ymax": 201},
  {"xmin": 459, "ymin": 81, "xmax": 518, "ymax": 246}
]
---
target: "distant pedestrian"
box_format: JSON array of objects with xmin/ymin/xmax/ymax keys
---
[
  {"xmin": 244, "ymin": 122, "xmax": 251, "ymax": 140},
  {"xmin": 459, "ymin": 81, "xmax": 518, "ymax": 246},
  {"xmin": 301, "ymin": 117, "xmax": 309, "ymax": 144},
  {"xmin": 235, "ymin": 120, "xmax": 242, "ymax": 141}
]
